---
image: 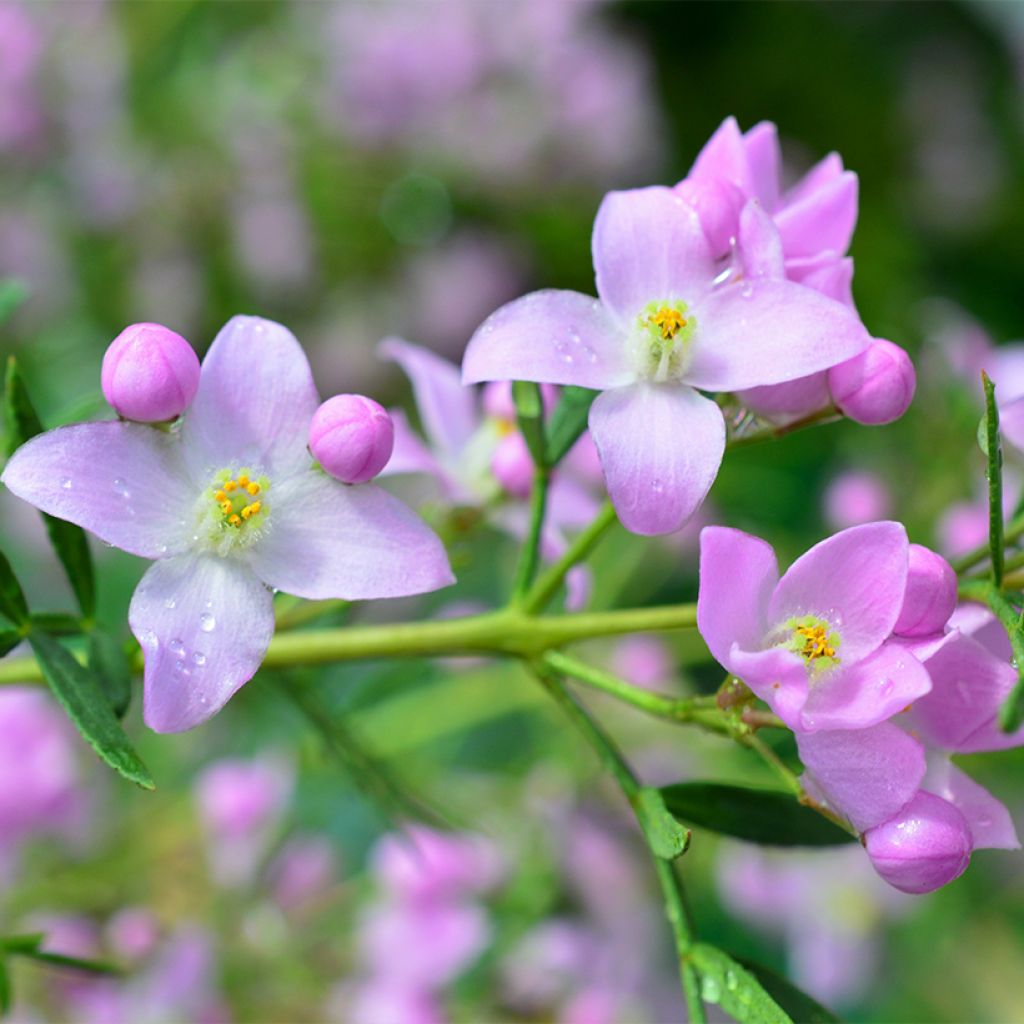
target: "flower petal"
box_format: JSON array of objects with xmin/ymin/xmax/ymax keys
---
[
  {"xmin": 462, "ymin": 289, "xmax": 631, "ymax": 390},
  {"xmin": 726, "ymin": 645, "xmax": 809, "ymax": 730},
  {"xmin": 181, "ymin": 316, "xmax": 320, "ymax": 479},
  {"xmin": 769, "ymin": 522, "xmax": 909, "ymax": 665},
  {"xmin": 688, "ymin": 116, "xmax": 751, "ymax": 191},
  {"xmin": 909, "ymin": 633, "xmax": 1024, "ymax": 753},
  {"xmin": 249, "ymin": 471, "xmax": 454, "ymax": 600},
  {"xmin": 379, "ymin": 337, "xmax": 478, "ymax": 459},
  {"xmin": 592, "ymin": 186, "xmax": 718, "ymax": 321},
  {"xmin": 589, "ymin": 383, "xmax": 725, "ymax": 536},
  {"xmin": 736, "ymin": 199, "xmax": 785, "ymax": 280},
  {"xmin": 999, "ymin": 395, "xmax": 1024, "ymax": 453},
  {"xmin": 685, "ymin": 278, "xmax": 871, "ymax": 392},
  {"xmin": 130, "ymin": 554, "xmax": 274, "ymax": 733},
  {"xmin": 698, "ymin": 526, "xmax": 779, "ymax": 663},
  {"xmin": 378, "ymin": 408, "xmax": 445, "ymax": 479},
  {"xmin": 776, "ymin": 167, "xmax": 858, "ymax": 259},
  {"xmin": 742, "ymin": 121, "xmax": 781, "ymax": 208},
  {"xmin": 925, "ymin": 759, "xmax": 1019, "ymax": 850},
  {"xmin": 797, "ymin": 723, "xmax": 926, "ymax": 833},
  {"xmin": 800, "ymin": 643, "xmax": 932, "ymax": 732},
  {"xmin": 2, "ymin": 421, "xmax": 192, "ymax": 559}
]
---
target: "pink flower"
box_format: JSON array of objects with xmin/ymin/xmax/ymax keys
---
[
  {"xmin": 462, "ymin": 186, "xmax": 869, "ymax": 535},
  {"xmin": 823, "ymin": 470, "xmax": 892, "ymax": 530},
  {"xmin": 1, "ymin": 316, "xmax": 454, "ymax": 732},
  {"xmin": 698, "ymin": 522, "xmax": 931, "ymax": 732}
]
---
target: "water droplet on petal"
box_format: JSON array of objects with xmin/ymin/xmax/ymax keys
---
[
  {"xmin": 60, "ymin": 477, "xmax": 72, "ymax": 490},
  {"xmin": 168, "ymin": 638, "xmax": 185, "ymax": 656},
  {"xmin": 199, "ymin": 612, "xmax": 216, "ymax": 633},
  {"xmin": 164, "ymin": 598, "xmax": 177, "ymax": 610},
  {"xmin": 192, "ymin": 651, "xmax": 206, "ymax": 667},
  {"xmin": 112, "ymin": 478, "xmax": 130, "ymax": 498},
  {"xmin": 879, "ymin": 678, "xmax": 894, "ymax": 698}
]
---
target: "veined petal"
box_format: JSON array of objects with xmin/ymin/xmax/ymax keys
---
[
  {"xmin": 379, "ymin": 337, "xmax": 478, "ymax": 459},
  {"xmin": 462, "ymin": 289, "xmax": 631, "ymax": 390},
  {"xmin": 2, "ymin": 421, "xmax": 192, "ymax": 559},
  {"xmin": 925, "ymin": 759, "xmax": 1020, "ymax": 850},
  {"xmin": 685, "ymin": 278, "xmax": 870, "ymax": 392},
  {"xmin": 589, "ymin": 383, "xmax": 725, "ymax": 536},
  {"xmin": 698, "ymin": 526, "xmax": 779, "ymax": 664},
  {"xmin": 249, "ymin": 471, "xmax": 454, "ymax": 600},
  {"xmin": 130, "ymin": 554, "xmax": 274, "ymax": 733},
  {"xmin": 799, "ymin": 643, "xmax": 932, "ymax": 733},
  {"xmin": 769, "ymin": 522, "xmax": 909, "ymax": 665},
  {"xmin": 797, "ymin": 724, "xmax": 926, "ymax": 834},
  {"xmin": 592, "ymin": 187, "xmax": 718, "ymax": 322},
  {"xmin": 181, "ymin": 316, "xmax": 320, "ymax": 480}
]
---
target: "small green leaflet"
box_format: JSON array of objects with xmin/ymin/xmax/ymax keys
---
[
  {"xmin": 636, "ymin": 786, "xmax": 690, "ymax": 860},
  {"xmin": 689, "ymin": 944, "xmax": 792, "ymax": 1024}
]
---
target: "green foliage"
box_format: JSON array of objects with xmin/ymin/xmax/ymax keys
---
[
  {"xmin": 0, "ymin": 550, "xmax": 29, "ymax": 628},
  {"xmin": 28, "ymin": 632, "xmax": 154, "ymax": 790},
  {"xmin": 661, "ymin": 782, "xmax": 854, "ymax": 846},
  {"xmin": 689, "ymin": 943, "xmax": 792, "ymax": 1024},
  {"xmin": 0, "ymin": 280, "xmax": 27, "ymax": 328},
  {"xmin": 545, "ymin": 386, "xmax": 597, "ymax": 465},
  {"xmin": 88, "ymin": 631, "xmax": 134, "ymax": 719},
  {"xmin": 736, "ymin": 956, "xmax": 841, "ymax": 1024},
  {"xmin": 512, "ymin": 380, "xmax": 547, "ymax": 467},
  {"xmin": 636, "ymin": 786, "xmax": 691, "ymax": 860},
  {"xmin": 982, "ymin": 371, "xmax": 1004, "ymax": 586}
]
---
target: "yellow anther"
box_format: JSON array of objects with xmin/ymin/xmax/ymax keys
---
[
  {"xmin": 246, "ymin": 482, "xmax": 260, "ymax": 495},
  {"xmin": 795, "ymin": 624, "xmax": 835, "ymax": 661},
  {"xmin": 241, "ymin": 505, "xmax": 253, "ymax": 520},
  {"xmin": 248, "ymin": 501, "xmax": 262, "ymax": 516},
  {"xmin": 219, "ymin": 500, "xmax": 233, "ymax": 514},
  {"xmin": 214, "ymin": 490, "xmax": 226, "ymax": 503},
  {"xmin": 223, "ymin": 480, "xmax": 237, "ymax": 492},
  {"xmin": 228, "ymin": 514, "xmax": 242, "ymax": 527},
  {"xmin": 237, "ymin": 474, "xmax": 250, "ymax": 488},
  {"xmin": 648, "ymin": 306, "xmax": 687, "ymax": 341}
]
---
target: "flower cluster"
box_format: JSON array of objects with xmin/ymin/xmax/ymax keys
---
[{"xmin": 699, "ymin": 522, "xmax": 1024, "ymax": 893}]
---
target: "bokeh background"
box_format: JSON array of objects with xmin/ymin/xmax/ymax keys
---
[{"xmin": 2, "ymin": 1, "xmax": 1024, "ymax": 1021}]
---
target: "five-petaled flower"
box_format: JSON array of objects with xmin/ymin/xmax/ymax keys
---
[
  {"xmin": 462, "ymin": 185, "xmax": 870, "ymax": 535},
  {"xmin": 2, "ymin": 316, "xmax": 453, "ymax": 732}
]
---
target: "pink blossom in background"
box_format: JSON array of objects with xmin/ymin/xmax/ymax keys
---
[
  {"xmin": 823, "ymin": 471, "xmax": 893, "ymax": 530},
  {"xmin": 0, "ymin": 1, "xmax": 45, "ymax": 155},
  {"xmin": 267, "ymin": 834, "xmax": 342, "ymax": 914},
  {"xmin": 610, "ymin": 635, "xmax": 674, "ymax": 691}
]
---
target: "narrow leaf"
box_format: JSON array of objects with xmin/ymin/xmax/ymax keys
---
[
  {"xmin": 4, "ymin": 358, "xmax": 96, "ymax": 617},
  {"xmin": 734, "ymin": 956, "xmax": 841, "ymax": 1024},
  {"xmin": 0, "ymin": 935, "xmax": 43, "ymax": 953},
  {"xmin": 0, "ymin": 549, "xmax": 29, "ymax": 627},
  {"xmin": 11, "ymin": 948, "xmax": 121, "ymax": 976},
  {"xmin": 89, "ymin": 631, "xmax": 133, "ymax": 719},
  {"xmin": 660, "ymin": 782, "xmax": 854, "ymax": 846},
  {"xmin": 512, "ymin": 380, "xmax": 547, "ymax": 467},
  {"xmin": 982, "ymin": 371, "xmax": 1004, "ymax": 587},
  {"xmin": 28, "ymin": 632, "xmax": 154, "ymax": 790},
  {"xmin": 546, "ymin": 385, "xmax": 597, "ymax": 465},
  {"xmin": 636, "ymin": 786, "xmax": 691, "ymax": 860},
  {"xmin": 0, "ymin": 279, "xmax": 27, "ymax": 327},
  {"xmin": 30, "ymin": 613, "xmax": 84, "ymax": 636},
  {"xmin": 0, "ymin": 956, "xmax": 9, "ymax": 1015},
  {"xmin": 689, "ymin": 944, "xmax": 792, "ymax": 1024},
  {"xmin": 0, "ymin": 630, "xmax": 21, "ymax": 658}
]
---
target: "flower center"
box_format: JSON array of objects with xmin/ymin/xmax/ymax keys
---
[
  {"xmin": 194, "ymin": 468, "xmax": 271, "ymax": 555},
  {"xmin": 633, "ymin": 300, "xmax": 697, "ymax": 383},
  {"xmin": 777, "ymin": 615, "xmax": 841, "ymax": 675}
]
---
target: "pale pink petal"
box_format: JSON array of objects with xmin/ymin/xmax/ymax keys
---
[
  {"xmin": 249, "ymin": 471, "xmax": 453, "ymax": 600},
  {"xmin": 769, "ymin": 522, "xmax": 909, "ymax": 665},
  {"xmin": 776, "ymin": 168, "xmax": 858, "ymax": 258},
  {"xmin": 800, "ymin": 643, "xmax": 932, "ymax": 732},
  {"xmin": 688, "ymin": 116, "xmax": 751, "ymax": 191},
  {"xmin": 797, "ymin": 723, "xmax": 926, "ymax": 833},
  {"xmin": 379, "ymin": 337, "xmax": 478, "ymax": 459},
  {"xmin": 999, "ymin": 395, "xmax": 1024, "ymax": 453},
  {"xmin": 785, "ymin": 253, "xmax": 855, "ymax": 307},
  {"xmin": 462, "ymin": 289, "xmax": 632, "ymax": 390},
  {"xmin": 181, "ymin": 316, "xmax": 320, "ymax": 479},
  {"xmin": 736, "ymin": 199, "xmax": 784, "ymax": 279},
  {"xmin": 591, "ymin": 187, "xmax": 718, "ymax": 321},
  {"xmin": 742, "ymin": 121, "xmax": 781, "ymax": 208},
  {"xmin": 378, "ymin": 408, "xmax": 447, "ymax": 480},
  {"xmin": 130, "ymin": 554, "xmax": 274, "ymax": 733},
  {"xmin": 2, "ymin": 421, "xmax": 192, "ymax": 559},
  {"xmin": 589, "ymin": 383, "xmax": 725, "ymax": 536},
  {"xmin": 925, "ymin": 759, "xmax": 1020, "ymax": 850},
  {"xmin": 726, "ymin": 645, "xmax": 810, "ymax": 730},
  {"xmin": 685, "ymin": 279, "xmax": 870, "ymax": 392}
]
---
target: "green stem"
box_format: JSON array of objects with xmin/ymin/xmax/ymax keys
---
[
  {"xmin": 982, "ymin": 371, "xmax": 1005, "ymax": 587},
  {"xmin": 524, "ymin": 499, "xmax": 618, "ymax": 613},
  {"xmin": 952, "ymin": 513, "xmax": 1024, "ymax": 576},
  {"xmin": 511, "ymin": 467, "xmax": 550, "ymax": 604},
  {"xmin": 532, "ymin": 663, "xmax": 704, "ymax": 1018},
  {"xmin": 724, "ymin": 405, "xmax": 841, "ymax": 451},
  {"xmin": 0, "ymin": 603, "xmax": 701, "ymax": 685},
  {"xmin": 275, "ymin": 598, "xmax": 350, "ymax": 631}
]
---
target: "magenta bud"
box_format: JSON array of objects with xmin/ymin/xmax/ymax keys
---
[
  {"xmin": 865, "ymin": 791, "xmax": 972, "ymax": 894},
  {"xmin": 828, "ymin": 338, "xmax": 916, "ymax": 425},
  {"xmin": 491, "ymin": 431, "xmax": 533, "ymax": 498},
  {"xmin": 895, "ymin": 544, "xmax": 957, "ymax": 637},
  {"xmin": 309, "ymin": 395, "xmax": 394, "ymax": 484},
  {"xmin": 101, "ymin": 322, "xmax": 200, "ymax": 422},
  {"xmin": 674, "ymin": 177, "xmax": 746, "ymax": 256}
]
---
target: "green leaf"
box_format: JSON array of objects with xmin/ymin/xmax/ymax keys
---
[
  {"xmin": 689, "ymin": 944, "xmax": 792, "ymax": 1024},
  {"xmin": 512, "ymin": 380, "xmax": 547, "ymax": 467},
  {"xmin": 546, "ymin": 385, "xmax": 597, "ymax": 465},
  {"xmin": 10, "ymin": 948, "xmax": 121, "ymax": 976},
  {"xmin": 0, "ymin": 956, "xmax": 10, "ymax": 1016},
  {"xmin": 660, "ymin": 782, "xmax": 854, "ymax": 846},
  {"xmin": 0, "ymin": 935, "xmax": 43, "ymax": 953},
  {"xmin": 88, "ymin": 631, "xmax": 133, "ymax": 719},
  {"xmin": 0, "ymin": 279, "xmax": 28, "ymax": 327},
  {"xmin": 4, "ymin": 358, "xmax": 96, "ymax": 618},
  {"xmin": 734, "ymin": 956, "xmax": 841, "ymax": 1024},
  {"xmin": 982, "ymin": 371, "xmax": 1004, "ymax": 587},
  {"xmin": 0, "ymin": 550, "xmax": 29, "ymax": 627},
  {"xmin": 28, "ymin": 632, "xmax": 154, "ymax": 790},
  {"xmin": 30, "ymin": 613, "xmax": 84, "ymax": 636},
  {"xmin": 0, "ymin": 630, "xmax": 21, "ymax": 658},
  {"xmin": 636, "ymin": 786, "xmax": 691, "ymax": 860}
]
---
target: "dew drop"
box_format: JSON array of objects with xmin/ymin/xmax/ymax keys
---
[
  {"xmin": 879, "ymin": 678, "xmax": 894, "ymax": 698},
  {"xmin": 724, "ymin": 970, "xmax": 738, "ymax": 992},
  {"xmin": 164, "ymin": 598, "xmax": 177, "ymax": 610},
  {"xmin": 60, "ymin": 477, "xmax": 72, "ymax": 490},
  {"xmin": 192, "ymin": 652, "xmax": 207, "ymax": 667},
  {"xmin": 112, "ymin": 478, "xmax": 131, "ymax": 498},
  {"xmin": 583, "ymin": 345, "xmax": 597, "ymax": 363},
  {"xmin": 651, "ymin": 478, "xmax": 664, "ymax": 494},
  {"xmin": 740, "ymin": 283, "xmax": 755, "ymax": 299},
  {"xmin": 199, "ymin": 611, "xmax": 216, "ymax": 633},
  {"xmin": 701, "ymin": 977, "xmax": 721, "ymax": 1003},
  {"xmin": 168, "ymin": 638, "xmax": 185, "ymax": 656}
]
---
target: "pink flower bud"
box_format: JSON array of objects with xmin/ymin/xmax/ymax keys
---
[
  {"xmin": 491, "ymin": 431, "xmax": 533, "ymax": 498},
  {"xmin": 674, "ymin": 177, "xmax": 746, "ymax": 256},
  {"xmin": 101, "ymin": 323, "xmax": 200, "ymax": 422},
  {"xmin": 865, "ymin": 791, "xmax": 972, "ymax": 894},
  {"xmin": 895, "ymin": 544, "xmax": 957, "ymax": 637},
  {"xmin": 309, "ymin": 395, "xmax": 394, "ymax": 484},
  {"xmin": 827, "ymin": 339, "xmax": 916, "ymax": 425}
]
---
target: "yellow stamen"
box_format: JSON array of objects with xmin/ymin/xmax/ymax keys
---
[
  {"xmin": 219, "ymin": 500, "xmax": 233, "ymax": 514},
  {"xmin": 648, "ymin": 306, "xmax": 687, "ymax": 340},
  {"xmin": 223, "ymin": 480, "xmax": 237, "ymax": 492},
  {"xmin": 795, "ymin": 624, "xmax": 835, "ymax": 661},
  {"xmin": 237, "ymin": 474, "xmax": 250, "ymax": 488},
  {"xmin": 246, "ymin": 482, "xmax": 261, "ymax": 495},
  {"xmin": 214, "ymin": 490, "xmax": 226, "ymax": 503},
  {"xmin": 228, "ymin": 514, "xmax": 241, "ymax": 527},
  {"xmin": 248, "ymin": 501, "xmax": 261, "ymax": 516}
]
